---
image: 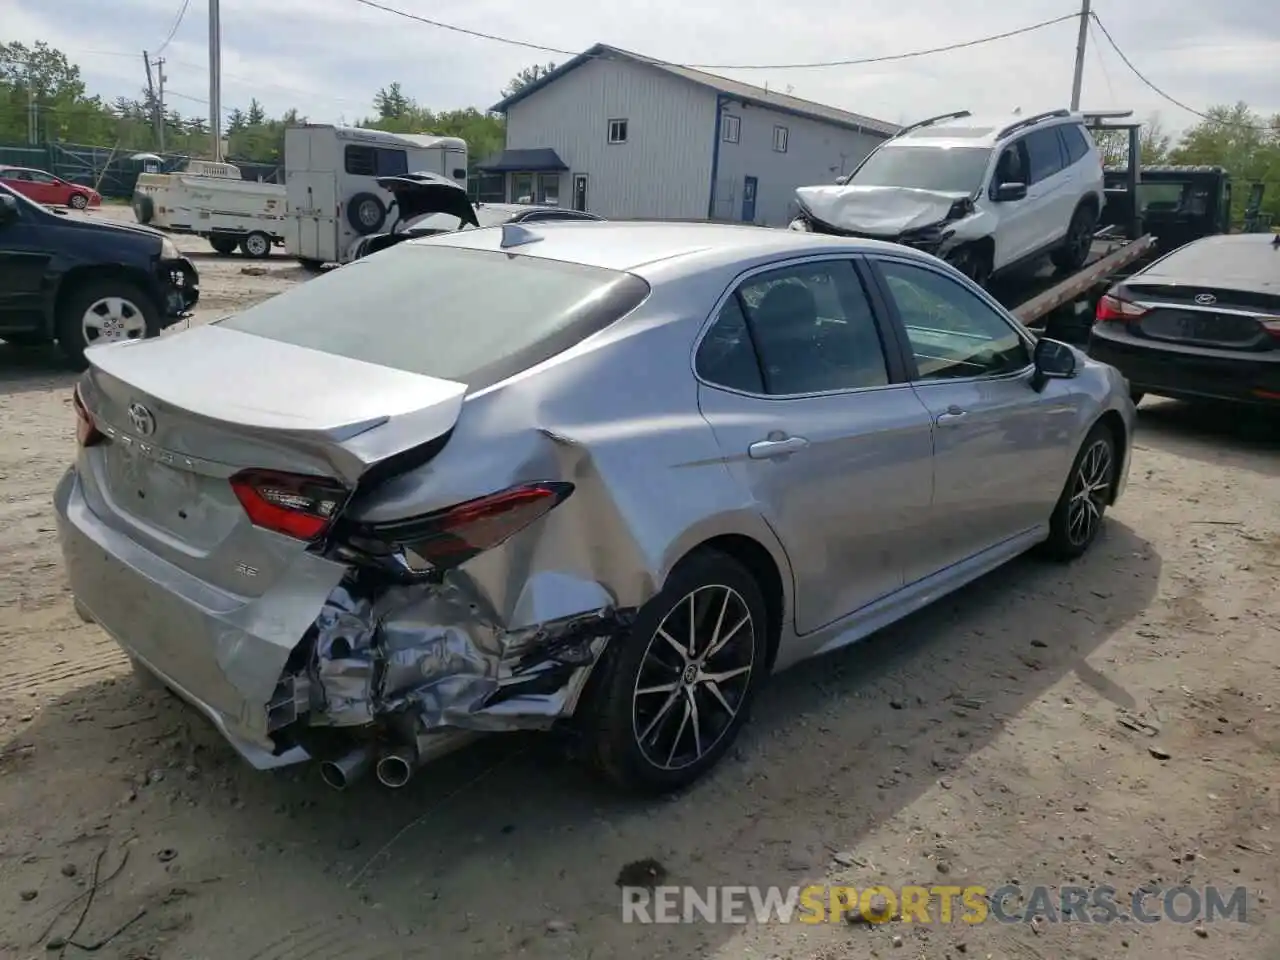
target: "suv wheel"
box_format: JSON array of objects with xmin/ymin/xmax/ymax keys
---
[
  {"xmin": 1051, "ymin": 204, "xmax": 1097, "ymax": 271},
  {"xmin": 56, "ymin": 279, "xmax": 160, "ymax": 367}
]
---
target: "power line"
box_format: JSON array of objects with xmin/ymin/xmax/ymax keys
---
[
  {"xmin": 1086, "ymin": 17, "xmax": 1116, "ymax": 107},
  {"xmin": 1089, "ymin": 13, "xmax": 1273, "ymax": 131},
  {"xmin": 155, "ymin": 0, "xmax": 193, "ymax": 57},
  {"xmin": 347, "ymin": 0, "xmax": 1078, "ymax": 71}
]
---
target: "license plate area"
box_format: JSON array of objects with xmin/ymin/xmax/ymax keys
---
[
  {"xmin": 1140, "ymin": 310, "xmax": 1261, "ymax": 347},
  {"xmin": 103, "ymin": 442, "xmax": 218, "ymax": 544}
]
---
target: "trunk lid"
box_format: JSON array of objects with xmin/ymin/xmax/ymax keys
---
[
  {"xmin": 378, "ymin": 172, "xmax": 479, "ymax": 229},
  {"xmin": 1120, "ymin": 279, "xmax": 1280, "ymax": 351},
  {"xmin": 78, "ymin": 324, "xmax": 466, "ymax": 596}
]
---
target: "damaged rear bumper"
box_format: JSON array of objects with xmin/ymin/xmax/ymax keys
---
[{"xmin": 54, "ymin": 466, "xmax": 633, "ymax": 772}]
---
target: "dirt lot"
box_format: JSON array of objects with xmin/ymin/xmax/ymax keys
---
[{"xmin": 0, "ymin": 210, "xmax": 1277, "ymax": 959}]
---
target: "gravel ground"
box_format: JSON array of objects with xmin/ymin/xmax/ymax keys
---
[{"xmin": 0, "ymin": 208, "xmax": 1276, "ymax": 959}]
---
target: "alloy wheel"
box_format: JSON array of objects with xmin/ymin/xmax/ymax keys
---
[
  {"xmin": 631, "ymin": 584, "xmax": 756, "ymax": 771},
  {"xmin": 1066, "ymin": 439, "xmax": 1113, "ymax": 546},
  {"xmin": 82, "ymin": 296, "xmax": 146, "ymax": 345},
  {"xmin": 69, "ymin": 194, "xmax": 88, "ymax": 210}
]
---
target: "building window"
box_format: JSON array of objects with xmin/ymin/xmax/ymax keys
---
[
  {"xmin": 773, "ymin": 125, "xmax": 789, "ymax": 153},
  {"xmin": 512, "ymin": 172, "xmax": 534, "ymax": 203},
  {"xmin": 537, "ymin": 173, "xmax": 560, "ymax": 205},
  {"xmin": 608, "ymin": 119, "xmax": 628, "ymax": 144},
  {"xmin": 721, "ymin": 114, "xmax": 741, "ymax": 144}
]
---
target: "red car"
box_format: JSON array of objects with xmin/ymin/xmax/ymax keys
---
[{"xmin": 0, "ymin": 166, "xmax": 102, "ymax": 210}]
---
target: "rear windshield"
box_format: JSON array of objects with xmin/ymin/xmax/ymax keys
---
[
  {"xmin": 1148, "ymin": 237, "xmax": 1276, "ymax": 285},
  {"xmin": 217, "ymin": 243, "xmax": 651, "ymax": 389}
]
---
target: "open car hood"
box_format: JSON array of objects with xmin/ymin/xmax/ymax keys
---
[{"xmin": 376, "ymin": 172, "xmax": 480, "ymax": 229}]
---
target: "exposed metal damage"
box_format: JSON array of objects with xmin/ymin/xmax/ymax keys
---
[{"xmin": 271, "ymin": 564, "xmax": 636, "ymax": 789}]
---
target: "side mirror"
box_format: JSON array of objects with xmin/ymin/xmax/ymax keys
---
[
  {"xmin": 992, "ymin": 182, "xmax": 1028, "ymax": 202},
  {"xmin": 1031, "ymin": 337, "xmax": 1077, "ymax": 392},
  {"xmin": 0, "ymin": 194, "xmax": 17, "ymax": 224}
]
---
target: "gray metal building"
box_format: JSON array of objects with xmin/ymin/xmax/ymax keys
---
[{"xmin": 481, "ymin": 44, "xmax": 899, "ymax": 226}]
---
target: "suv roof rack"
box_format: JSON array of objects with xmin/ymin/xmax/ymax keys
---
[
  {"xmin": 892, "ymin": 110, "xmax": 973, "ymax": 140},
  {"xmin": 996, "ymin": 109, "xmax": 1072, "ymax": 141}
]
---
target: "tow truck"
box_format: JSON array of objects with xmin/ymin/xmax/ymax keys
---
[{"xmin": 993, "ymin": 111, "xmax": 1158, "ymax": 343}]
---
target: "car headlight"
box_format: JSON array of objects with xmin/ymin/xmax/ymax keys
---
[
  {"xmin": 159, "ymin": 237, "xmax": 180, "ymax": 260},
  {"xmin": 788, "ymin": 218, "xmax": 811, "ymax": 232}
]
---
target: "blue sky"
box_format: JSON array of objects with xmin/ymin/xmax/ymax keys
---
[{"xmin": 9, "ymin": 0, "xmax": 1277, "ymax": 135}]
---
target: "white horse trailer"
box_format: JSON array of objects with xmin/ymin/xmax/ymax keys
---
[{"xmin": 283, "ymin": 125, "xmax": 468, "ymax": 268}]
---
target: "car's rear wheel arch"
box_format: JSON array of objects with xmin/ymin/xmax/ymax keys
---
[{"xmin": 673, "ymin": 534, "xmax": 785, "ymax": 669}]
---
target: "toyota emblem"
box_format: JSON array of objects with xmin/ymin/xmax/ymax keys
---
[
  {"xmin": 127, "ymin": 402, "xmax": 156, "ymax": 436},
  {"xmin": 1194, "ymin": 293, "xmax": 1216, "ymax": 305}
]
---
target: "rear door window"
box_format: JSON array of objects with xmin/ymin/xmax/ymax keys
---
[
  {"xmin": 1024, "ymin": 129, "xmax": 1066, "ymax": 183},
  {"xmin": 216, "ymin": 244, "xmax": 651, "ymax": 390},
  {"xmin": 1059, "ymin": 124, "xmax": 1092, "ymax": 165}
]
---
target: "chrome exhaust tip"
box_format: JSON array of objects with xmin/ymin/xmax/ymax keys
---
[
  {"xmin": 319, "ymin": 746, "xmax": 372, "ymax": 791},
  {"xmin": 375, "ymin": 747, "xmax": 416, "ymax": 789}
]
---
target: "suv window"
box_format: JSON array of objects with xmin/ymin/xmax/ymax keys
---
[
  {"xmin": 344, "ymin": 145, "xmax": 409, "ymax": 178},
  {"xmin": 722, "ymin": 260, "xmax": 890, "ymax": 395},
  {"xmin": 1024, "ymin": 128, "xmax": 1066, "ymax": 183},
  {"xmin": 877, "ymin": 259, "xmax": 1030, "ymax": 380},
  {"xmin": 1059, "ymin": 124, "xmax": 1091, "ymax": 165}
]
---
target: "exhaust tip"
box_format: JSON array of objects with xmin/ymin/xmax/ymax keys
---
[
  {"xmin": 319, "ymin": 746, "xmax": 372, "ymax": 791},
  {"xmin": 376, "ymin": 753, "xmax": 414, "ymax": 789},
  {"xmin": 319, "ymin": 760, "xmax": 351, "ymax": 791}
]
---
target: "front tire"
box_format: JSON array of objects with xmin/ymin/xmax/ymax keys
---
[
  {"xmin": 945, "ymin": 244, "xmax": 992, "ymax": 288},
  {"xmin": 68, "ymin": 193, "xmax": 89, "ymax": 210},
  {"xmin": 1041, "ymin": 422, "xmax": 1117, "ymax": 561},
  {"xmin": 55, "ymin": 279, "xmax": 160, "ymax": 368},
  {"xmin": 582, "ymin": 550, "xmax": 770, "ymax": 794}
]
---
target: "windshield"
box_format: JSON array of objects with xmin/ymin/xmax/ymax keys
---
[
  {"xmin": 216, "ymin": 243, "xmax": 651, "ymax": 389},
  {"xmin": 849, "ymin": 145, "xmax": 992, "ymax": 193}
]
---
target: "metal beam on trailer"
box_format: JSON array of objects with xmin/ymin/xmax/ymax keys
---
[{"xmin": 1012, "ymin": 234, "xmax": 1155, "ymax": 326}]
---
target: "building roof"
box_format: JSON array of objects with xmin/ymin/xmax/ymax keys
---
[
  {"xmin": 476, "ymin": 148, "xmax": 569, "ymax": 172},
  {"xmin": 489, "ymin": 43, "xmax": 899, "ymax": 139}
]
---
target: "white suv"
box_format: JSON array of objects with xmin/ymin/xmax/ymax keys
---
[{"xmin": 790, "ymin": 109, "xmax": 1106, "ymax": 287}]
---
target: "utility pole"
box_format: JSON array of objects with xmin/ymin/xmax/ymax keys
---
[
  {"xmin": 1069, "ymin": 0, "xmax": 1092, "ymax": 112},
  {"xmin": 155, "ymin": 57, "xmax": 168, "ymax": 152},
  {"xmin": 209, "ymin": 0, "xmax": 222, "ymax": 161},
  {"xmin": 143, "ymin": 51, "xmax": 160, "ymax": 148}
]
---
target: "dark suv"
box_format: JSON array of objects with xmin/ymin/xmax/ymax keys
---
[{"xmin": 0, "ymin": 183, "xmax": 199, "ymax": 365}]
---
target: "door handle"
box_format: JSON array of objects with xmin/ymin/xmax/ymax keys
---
[
  {"xmin": 748, "ymin": 436, "xmax": 810, "ymax": 459},
  {"xmin": 935, "ymin": 405, "xmax": 967, "ymax": 427}
]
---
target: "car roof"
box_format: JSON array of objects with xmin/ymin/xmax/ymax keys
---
[
  {"xmin": 407, "ymin": 219, "xmax": 924, "ymax": 278},
  {"xmin": 895, "ymin": 112, "xmax": 1081, "ymax": 149}
]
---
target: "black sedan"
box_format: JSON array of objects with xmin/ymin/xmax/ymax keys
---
[{"xmin": 1087, "ymin": 233, "xmax": 1280, "ymax": 409}]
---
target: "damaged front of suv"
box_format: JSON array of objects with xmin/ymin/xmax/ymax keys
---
[
  {"xmin": 54, "ymin": 237, "xmax": 726, "ymax": 793},
  {"xmin": 789, "ymin": 136, "xmax": 998, "ymax": 284}
]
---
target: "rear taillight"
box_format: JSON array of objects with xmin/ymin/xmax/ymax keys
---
[
  {"xmin": 72, "ymin": 387, "xmax": 103, "ymax": 447},
  {"xmin": 1260, "ymin": 316, "xmax": 1280, "ymax": 340},
  {"xmin": 230, "ymin": 469, "xmax": 348, "ymax": 541},
  {"xmin": 1096, "ymin": 294, "xmax": 1148, "ymax": 324},
  {"xmin": 354, "ymin": 481, "xmax": 574, "ymax": 573}
]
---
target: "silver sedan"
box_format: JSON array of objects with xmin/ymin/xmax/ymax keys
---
[{"xmin": 54, "ymin": 221, "xmax": 1135, "ymax": 794}]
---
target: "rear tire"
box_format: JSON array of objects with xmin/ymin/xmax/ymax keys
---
[
  {"xmin": 1040, "ymin": 422, "xmax": 1118, "ymax": 561},
  {"xmin": 240, "ymin": 231, "xmax": 272, "ymax": 259},
  {"xmin": 1052, "ymin": 203, "xmax": 1097, "ymax": 271},
  {"xmin": 209, "ymin": 235, "xmax": 239, "ymax": 255},
  {"xmin": 296, "ymin": 258, "xmax": 326, "ymax": 273},
  {"xmin": 581, "ymin": 549, "xmax": 770, "ymax": 794},
  {"xmin": 133, "ymin": 195, "xmax": 154, "ymax": 224},
  {"xmin": 55, "ymin": 279, "xmax": 160, "ymax": 368}
]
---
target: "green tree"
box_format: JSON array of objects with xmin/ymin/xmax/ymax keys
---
[{"xmin": 500, "ymin": 63, "xmax": 557, "ymax": 99}]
